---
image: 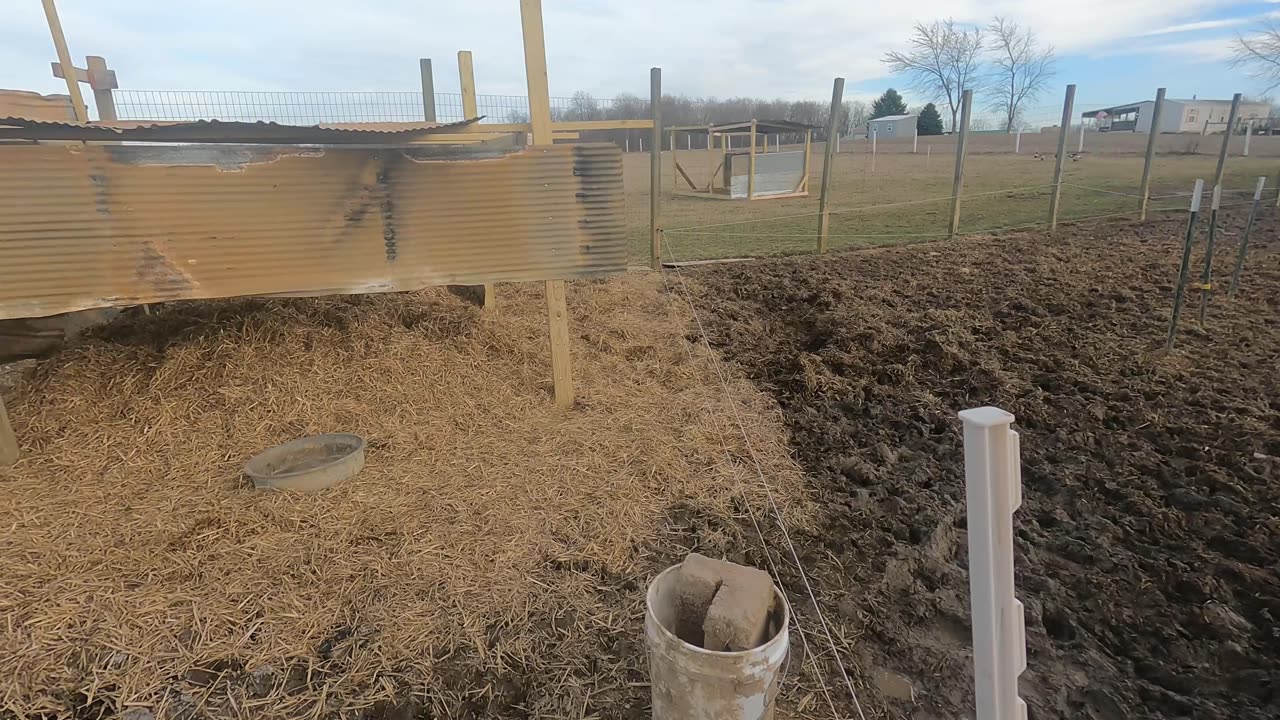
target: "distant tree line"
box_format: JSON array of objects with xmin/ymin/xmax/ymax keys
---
[{"xmin": 515, "ymin": 91, "xmax": 870, "ymax": 149}]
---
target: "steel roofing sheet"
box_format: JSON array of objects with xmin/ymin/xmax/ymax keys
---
[{"xmin": 0, "ymin": 142, "xmax": 626, "ymax": 319}]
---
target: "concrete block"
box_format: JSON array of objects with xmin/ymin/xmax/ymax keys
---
[
  {"xmin": 674, "ymin": 553, "xmax": 727, "ymax": 645},
  {"xmin": 702, "ymin": 564, "xmax": 776, "ymax": 652}
]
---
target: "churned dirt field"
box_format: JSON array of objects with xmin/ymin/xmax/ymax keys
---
[{"xmin": 689, "ymin": 209, "xmax": 1280, "ymax": 719}]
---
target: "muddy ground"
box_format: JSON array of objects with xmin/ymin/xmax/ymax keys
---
[{"xmin": 690, "ymin": 210, "xmax": 1280, "ymax": 719}]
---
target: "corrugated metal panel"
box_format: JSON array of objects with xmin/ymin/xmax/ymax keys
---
[
  {"xmin": 0, "ymin": 117, "xmax": 480, "ymax": 143},
  {"xmin": 727, "ymin": 151, "xmax": 805, "ymax": 198},
  {"xmin": 0, "ymin": 91, "xmax": 76, "ymax": 123},
  {"xmin": 0, "ymin": 142, "xmax": 626, "ymax": 320}
]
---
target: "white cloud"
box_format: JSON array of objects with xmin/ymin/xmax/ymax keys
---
[
  {"xmin": 1138, "ymin": 18, "xmax": 1247, "ymax": 36},
  {"xmin": 1, "ymin": 0, "xmax": 1248, "ymax": 103}
]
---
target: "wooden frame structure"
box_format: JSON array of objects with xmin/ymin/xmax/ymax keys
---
[
  {"xmin": 668, "ymin": 120, "xmax": 815, "ymax": 201},
  {"xmin": 4, "ymin": 0, "xmax": 657, "ymax": 464}
]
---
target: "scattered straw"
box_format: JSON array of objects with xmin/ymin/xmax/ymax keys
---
[{"xmin": 0, "ymin": 275, "xmax": 812, "ymax": 718}]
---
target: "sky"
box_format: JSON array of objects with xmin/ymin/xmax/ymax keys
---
[{"xmin": 1, "ymin": 0, "xmax": 1277, "ymax": 125}]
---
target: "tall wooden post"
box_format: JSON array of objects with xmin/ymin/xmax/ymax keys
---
[
  {"xmin": 458, "ymin": 51, "xmax": 478, "ymax": 120},
  {"xmin": 419, "ymin": 58, "xmax": 436, "ymax": 122},
  {"xmin": 519, "ymin": 0, "xmax": 573, "ymax": 409},
  {"xmin": 1048, "ymin": 84, "xmax": 1077, "ymax": 232},
  {"xmin": 1138, "ymin": 88, "xmax": 1166, "ymax": 221},
  {"xmin": 1214, "ymin": 94, "xmax": 1242, "ymax": 190},
  {"xmin": 707, "ymin": 124, "xmax": 716, "ymax": 190},
  {"xmin": 748, "ymin": 120, "xmax": 758, "ymax": 200},
  {"xmin": 649, "ymin": 67, "xmax": 662, "ymax": 270},
  {"xmin": 817, "ymin": 77, "xmax": 845, "ymax": 253},
  {"xmin": 457, "ymin": 50, "xmax": 495, "ymax": 310},
  {"xmin": 41, "ymin": 0, "xmax": 88, "ymax": 121},
  {"xmin": 948, "ymin": 89, "xmax": 974, "ymax": 238}
]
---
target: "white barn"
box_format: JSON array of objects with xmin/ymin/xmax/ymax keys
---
[{"xmin": 1081, "ymin": 98, "xmax": 1270, "ymax": 134}]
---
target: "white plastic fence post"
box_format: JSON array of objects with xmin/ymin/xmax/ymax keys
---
[
  {"xmin": 871, "ymin": 127, "xmax": 877, "ymax": 172},
  {"xmin": 1077, "ymin": 122, "xmax": 1085, "ymax": 153},
  {"xmin": 1244, "ymin": 121, "xmax": 1252, "ymax": 157},
  {"xmin": 913, "ymin": 124, "xmax": 918, "ymax": 154},
  {"xmin": 625, "ymin": 137, "xmax": 630, "ymax": 153},
  {"xmin": 959, "ymin": 406, "xmax": 1027, "ymax": 720},
  {"xmin": 1015, "ymin": 130, "xmax": 1021, "ymax": 154}
]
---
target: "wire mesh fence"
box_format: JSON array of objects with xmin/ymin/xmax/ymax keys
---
[{"xmin": 113, "ymin": 90, "xmax": 635, "ymax": 124}]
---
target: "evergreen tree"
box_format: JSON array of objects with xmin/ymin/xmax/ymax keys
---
[
  {"xmin": 870, "ymin": 88, "xmax": 908, "ymax": 119},
  {"xmin": 917, "ymin": 103, "xmax": 945, "ymax": 135}
]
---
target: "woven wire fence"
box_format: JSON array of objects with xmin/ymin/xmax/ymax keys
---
[{"xmin": 113, "ymin": 90, "xmax": 632, "ymax": 125}]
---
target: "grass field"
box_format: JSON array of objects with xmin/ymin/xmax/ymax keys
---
[{"xmin": 623, "ymin": 138, "xmax": 1280, "ymax": 262}]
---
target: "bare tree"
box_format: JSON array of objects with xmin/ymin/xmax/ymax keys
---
[
  {"xmin": 986, "ymin": 17, "xmax": 1055, "ymax": 132},
  {"xmin": 1232, "ymin": 21, "xmax": 1280, "ymax": 94},
  {"xmin": 883, "ymin": 19, "xmax": 985, "ymax": 131}
]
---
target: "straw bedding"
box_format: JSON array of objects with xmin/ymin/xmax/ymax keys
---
[{"xmin": 0, "ymin": 275, "xmax": 812, "ymax": 719}]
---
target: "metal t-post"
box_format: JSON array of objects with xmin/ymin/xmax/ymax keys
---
[
  {"xmin": 1198, "ymin": 185, "xmax": 1224, "ymax": 325},
  {"xmin": 1048, "ymin": 85, "xmax": 1077, "ymax": 232},
  {"xmin": 1229, "ymin": 177, "xmax": 1266, "ymax": 297},
  {"xmin": 1167, "ymin": 179, "xmax": 1204, "ymax": 349}
]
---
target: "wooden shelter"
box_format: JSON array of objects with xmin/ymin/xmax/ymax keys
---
[{"xmin": 669, "ymin": 120, "xmax": 816, "ymax": 201}]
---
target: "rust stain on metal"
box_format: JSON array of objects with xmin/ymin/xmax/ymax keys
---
[{"xmin": 0, "ymin": 142, "xmax": 626, "ymax": 320}]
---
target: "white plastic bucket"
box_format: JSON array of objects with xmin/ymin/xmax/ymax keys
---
[{"xmin": 645, "ymin": 565, "xmax": 790, "ymax": 719}]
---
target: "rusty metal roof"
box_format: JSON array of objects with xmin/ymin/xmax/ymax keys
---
[
  {"xmin": 0, "ymin": 142, "xmax": 625, "ymax": 319},
  {"xmin": 0, "ymin": 116, "xmax": 482, "ymax": 144}
]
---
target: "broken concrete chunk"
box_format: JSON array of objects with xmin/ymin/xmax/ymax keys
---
[
  {"xmin": 674, "ymin": 552, "xmax": 727, "ymax": 645},
  {"xmin": 702, "ymin": 563, "xmax": 776, "ymax": 652}
]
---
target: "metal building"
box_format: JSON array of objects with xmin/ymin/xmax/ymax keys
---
[
  {"xmin": 1081, "ymin": 98, "xmax": 1269, "ymax": 134},
  {"xmin": 868, "ymin": 114, "xmax": 917, "ymax": 139}
]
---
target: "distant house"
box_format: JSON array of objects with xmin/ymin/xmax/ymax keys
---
[
  {"xmin": 868, "ymin": 114, "xmax": 917, "ymax": 139},
  {"xmin": 1080, "ymin": 98, "xmax": 1270, "ymax": 134}
]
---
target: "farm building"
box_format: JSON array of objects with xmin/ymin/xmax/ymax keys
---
[
  {"xmin": 868, "ymin": 113, "xmax": 916, "ymax": 139},
  {"xmin": 1081, "ymin": 98, "xmax": 1270, "ymax": 133}
]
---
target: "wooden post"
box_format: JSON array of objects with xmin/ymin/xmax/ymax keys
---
[
  {"xmin": 707, "ymin": 125, "xmax": 716, "ymax": 190},
  {"xmin": 948, "ymin": 89, "xmax": 974, "ymax": 238},
  {"xmin": 1138, "ymin": 88, "xmax": 1166, "ymax": 221},
  {"xmin": 748, "ymin": 120, "xmax": 757, "ymax": 200},
  {"xmin": 802, "ymin": 128, "xmax": 812, "ymax": 193},
  {"xmin": 519, "ymin": 0, "xmax": 573, "ymax": 409},
  {"xmin": 419, "ymin": 59, "xmax": 436, "ymax": 122},
  {"xmin": 671, "ymin": 129, "xmax": 677, "ymax": 195},
  {"xmin": 763, "ymin": 134, "xmax": 769, "ymax": 153},
  {"xmin": 457, "ymin": 50, "xmax": 495, "ymax": 310},
  {"xmin": 1048, "ymin": 85, "xmax": 1077, "ymax": 232},
  {"xmin": 0, "ymin": 396, "xmax": 17, "ymax": 467},
  {"xmin": 1214, "ymin": 94, "xmax": 1242, "ymax": 190},
  {"xmin": 650, "ymin": 67, "xmax": 662, "ymax": 269},
  {"xmin": 817, "ymin": 77, "xmax": 845, "ymax": 253},
  {"xmin": 84, "ymin": 56, "xmax": 117, "ymax": 121},
  {"xmin": 458, "ymin": 51, "xmax": 478, "ymax": 119},
  {"xmin": 41, "ymin": 0, "xmax": 88, "ymax": 121}
]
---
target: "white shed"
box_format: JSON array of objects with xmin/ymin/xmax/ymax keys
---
[
  {"xmin": 868, "ymin": 114, "xmax": 917, "ymax": 139},
  {"xmin": 1082, "ymin": 98, "xmax": 1270, "ymax": 134}
]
